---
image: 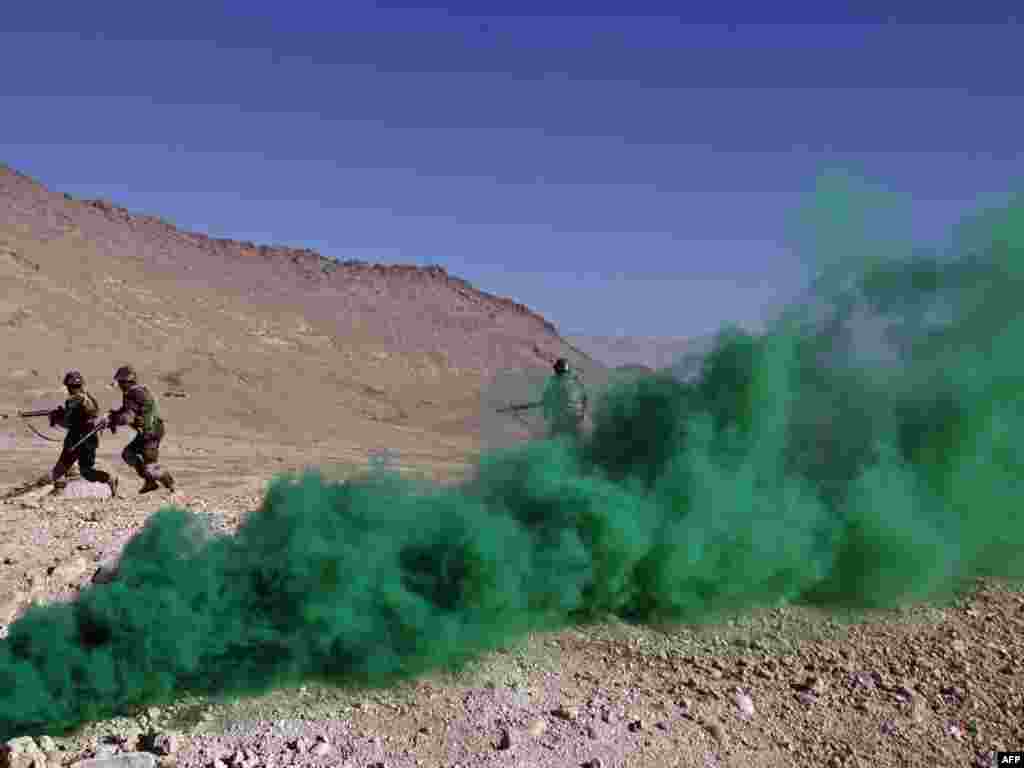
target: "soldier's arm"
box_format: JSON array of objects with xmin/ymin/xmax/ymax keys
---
[
  {"xmin": 49, "ymin": 403, "xmax": 69, "ymax": 430},
  {"xmin": 108, "ymin": 394, "xmax": 134, "ymax": 426}
]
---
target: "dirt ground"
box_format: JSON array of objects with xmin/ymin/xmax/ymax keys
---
[{"xmin": 2, "ymin": 433, "xmax": 1021, "ymax": 768}]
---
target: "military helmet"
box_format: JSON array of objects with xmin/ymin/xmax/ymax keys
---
[
  {"xmin": 63, "ymin": 370, "xmax": 84, "ymax": 388},
  {"xmin": 553, "ymin": 357, "xmax": 570, "ymax": 375},
  {"xmin": 113, "ymin": 365, "xmax": 137, "ymax": 384}
]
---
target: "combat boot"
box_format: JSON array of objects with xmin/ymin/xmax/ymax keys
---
[
  {"xmin": 139, "ymin": 478, "xmax": 160, "ymax": 494},
  {"xmin": 159, "ymin": 472, "xmax": 176, "ymax": 493}
]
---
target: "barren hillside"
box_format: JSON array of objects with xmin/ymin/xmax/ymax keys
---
[{"xmin": 1, "ymin": 163, "xmax": 603, "ymax": 475}]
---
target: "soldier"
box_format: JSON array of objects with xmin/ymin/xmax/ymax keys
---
[
  {"xmin": 104, "ymin": 365, "xmax": 176, "ymax": 494},
  {"xmin": 49, "ymin": 370, "xmax": 119, "ymax": 497},
  {"xmin": 542, "ymin": 357, "xmax": 588, "ymax": 439}
]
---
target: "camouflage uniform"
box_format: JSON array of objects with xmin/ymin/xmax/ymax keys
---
[
  {"xmin": 542, "ymin": 360, "xmax": 588, "ymax": 438},
  {"xmin": 50, "ymin": 371, "xmax": 117, "ymax": 495},
  {"xmin": 108, "ymin": 365, "xmax": 175, "ymax": 493}
]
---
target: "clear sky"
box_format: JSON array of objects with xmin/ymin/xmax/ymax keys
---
[{"xmin": 2, "ymin": 2, "xmax": 1022, "ymax": 338}]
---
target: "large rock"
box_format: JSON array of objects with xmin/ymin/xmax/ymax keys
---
[
  {"xmin": 70, "ymin": 754, "xmax": 156, "ymax": 768},
  {"xmin": 48, "ymin": 556, "xmax": 91, "ymax": 587},
  {"xmin": 0, "ymin": 588, "xmax": 29, "ymax": 628},
  {"xmin": 53, "ymin": 480, "xmax": 112, "ymax": 499},
  {"xmin": 0, "ymin": 737, "xmax": 46, "ymax": 768},
  {"xmin": 92, "ymin": 558, "xmax": 121, "ymax": 585}
]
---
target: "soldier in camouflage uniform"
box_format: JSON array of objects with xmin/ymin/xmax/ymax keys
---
[
  {"xmin": 49, "ymin": 370, "xmax": 119, "ymax": 497},
  {"xmin": 105, "ymin": 365, "xmax": 176, "ymax": 494},
  {"xmin": 542, "ymin": 357, "xmax": 588, "ymax": 439}
]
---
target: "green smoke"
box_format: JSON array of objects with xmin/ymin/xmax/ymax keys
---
[{"xmin": 2, "ymin": 179, "xmax": 1022, "ymax": 739}]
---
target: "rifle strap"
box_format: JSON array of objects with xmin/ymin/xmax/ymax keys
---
[{"xmin": 23, "ymin": 421, "xmax": 62, "ymax": 443}]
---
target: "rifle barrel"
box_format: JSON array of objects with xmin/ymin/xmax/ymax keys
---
[
  {"xmin": 18, "ymin": 409, "xmax": 56, "ymax": 418},
  {"xmin": 496, "ymin": 401, "xmax": 542, "ymax": 413}
]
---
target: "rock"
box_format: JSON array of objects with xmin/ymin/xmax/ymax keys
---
[
  {"xmin": 0, "ymin": 589, "xmax": 29, "ymax": 627},
  {"xmin": 58, "ymin": 480, "xmax": 112, "ymax": 500},
  {"xmin": 704, "ymin": 720, "xmax": 726, "ymax": 743},
  {"xmin": 310, "ymin": 741, "xmax": 332, "ymax": 757},
  {"xmin": 733, "ymin": 689, "xmax": 755, "ymax": 717},
  {"xmin": 2, "ymin": 737, "xmax": 47, "ymax": 768},
  {"xmin": 552, "ymin": 704, "xmax": 579, "ymax": 721},
  {"xmin": 851, "ymin": 672, "xmax": 876, "ymax": 690},
  {"xmin": 527, "ymin": 719, "xmax": 547, "ymax": 738},
  {"xmin": 115, "ymin": 728, "xmax": 143, "ymax": 752},
  {"xmin": 92, "ymin": 559, "xmax": 120, "ymax": 585},
  {"xmin": 70, "ymin": 754, "xmax": 157, "ymax": 768},
  {"xmin": 495, "ymin": 729, "xmax": 513, "ymax": 751},
  {"xmin": 796, "ymin": 675, "xmax": 828, "ymax": 696},
  {"xmin": 149, "ymin": 733, "xmax": 179, "ymax": 756}
]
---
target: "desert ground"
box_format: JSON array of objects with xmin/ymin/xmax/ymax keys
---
[
  {"xmin": 2, "ymin": 164, "xmax": 1022, "ymax": 768},
  {"xmin": 2, "ymin": 436, "xmax": 1022, "ymax": 768}
]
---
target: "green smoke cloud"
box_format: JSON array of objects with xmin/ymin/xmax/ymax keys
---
[{"xmin": 1, "ymin": 179, "xmax": 1022, "ymax": 740}]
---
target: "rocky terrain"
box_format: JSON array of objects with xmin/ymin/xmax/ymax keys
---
[
  {"xmin": 2, "ymin": 467, "xmax": 1022, "ymax": 768},
  {"xmin": 2, "ymin": 164, "xmax": 1022, "ymax": 768}
]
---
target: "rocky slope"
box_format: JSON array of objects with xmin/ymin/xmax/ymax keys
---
[{"xmin": 1, "ymin": 163, "xmax": 604, "ymax": 456}]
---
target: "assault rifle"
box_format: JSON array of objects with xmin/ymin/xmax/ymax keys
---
[
  {"xmin": 495, "ymin": 401, "xmax": 542, "ymax": 414},
  {"xmin": 14, "ymin": 408, "xmax": 113, "ymax": 446},
  {"xmin": 16, "ymin": 407, "xmax": 63, "ymax": 441},
  {"xmin": 18, "ymin": 408, "xmax": 59, "ymax": 418}
]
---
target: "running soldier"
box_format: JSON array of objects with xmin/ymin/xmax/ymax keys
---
[
  {"xmin": 50, "ymin": 370, "xmax": 119, "ymax": 497},
  {"xmin": 105, "ymin": 365, "xmax": 176, "ymax": 494}
]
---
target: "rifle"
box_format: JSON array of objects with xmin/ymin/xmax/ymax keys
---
[
  {"xmin": 18, "ymin": 408, "xmax": 59, "ymax": 418},
  {"xmin": 67, "ymin": 419, "xmax": 110, "ymax": 453},
  {"xmin": 495, "ymin": 401, "xmax": 542, "ymax": 414},
  {"xmin": 16, "ymin": 408, "xmax": 63, "ymax": 442}
]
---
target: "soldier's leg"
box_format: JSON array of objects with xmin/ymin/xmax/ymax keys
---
[
  {"xmin": 122, "ymin": 436, "xmax": 145, "ymax": 476},
  {"xmin": 50, "ymin": 444, "xmax": 76, "ymax": 491},
  {"xmin": 77, "ymin": 439, "xmax": 106, "ymax": 483},
  {"xmin": 77, "ymin": 438, "xmax": 118, "ymax": 496},
  {"xmin": 122, "ymin": 434, "xmax": 157, "ymax": 493},
  {"xmin": 141, "ymin": 430, "xmax": 174, "ymax": 492},
  {"xmin": 51, "ymin": 455, "xmax": 72, "ymax": 483}
]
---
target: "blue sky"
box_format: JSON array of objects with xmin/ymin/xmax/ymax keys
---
[{"xmin": 2, "ymin": 3, "xmax": 1022, "ymax": 337}]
